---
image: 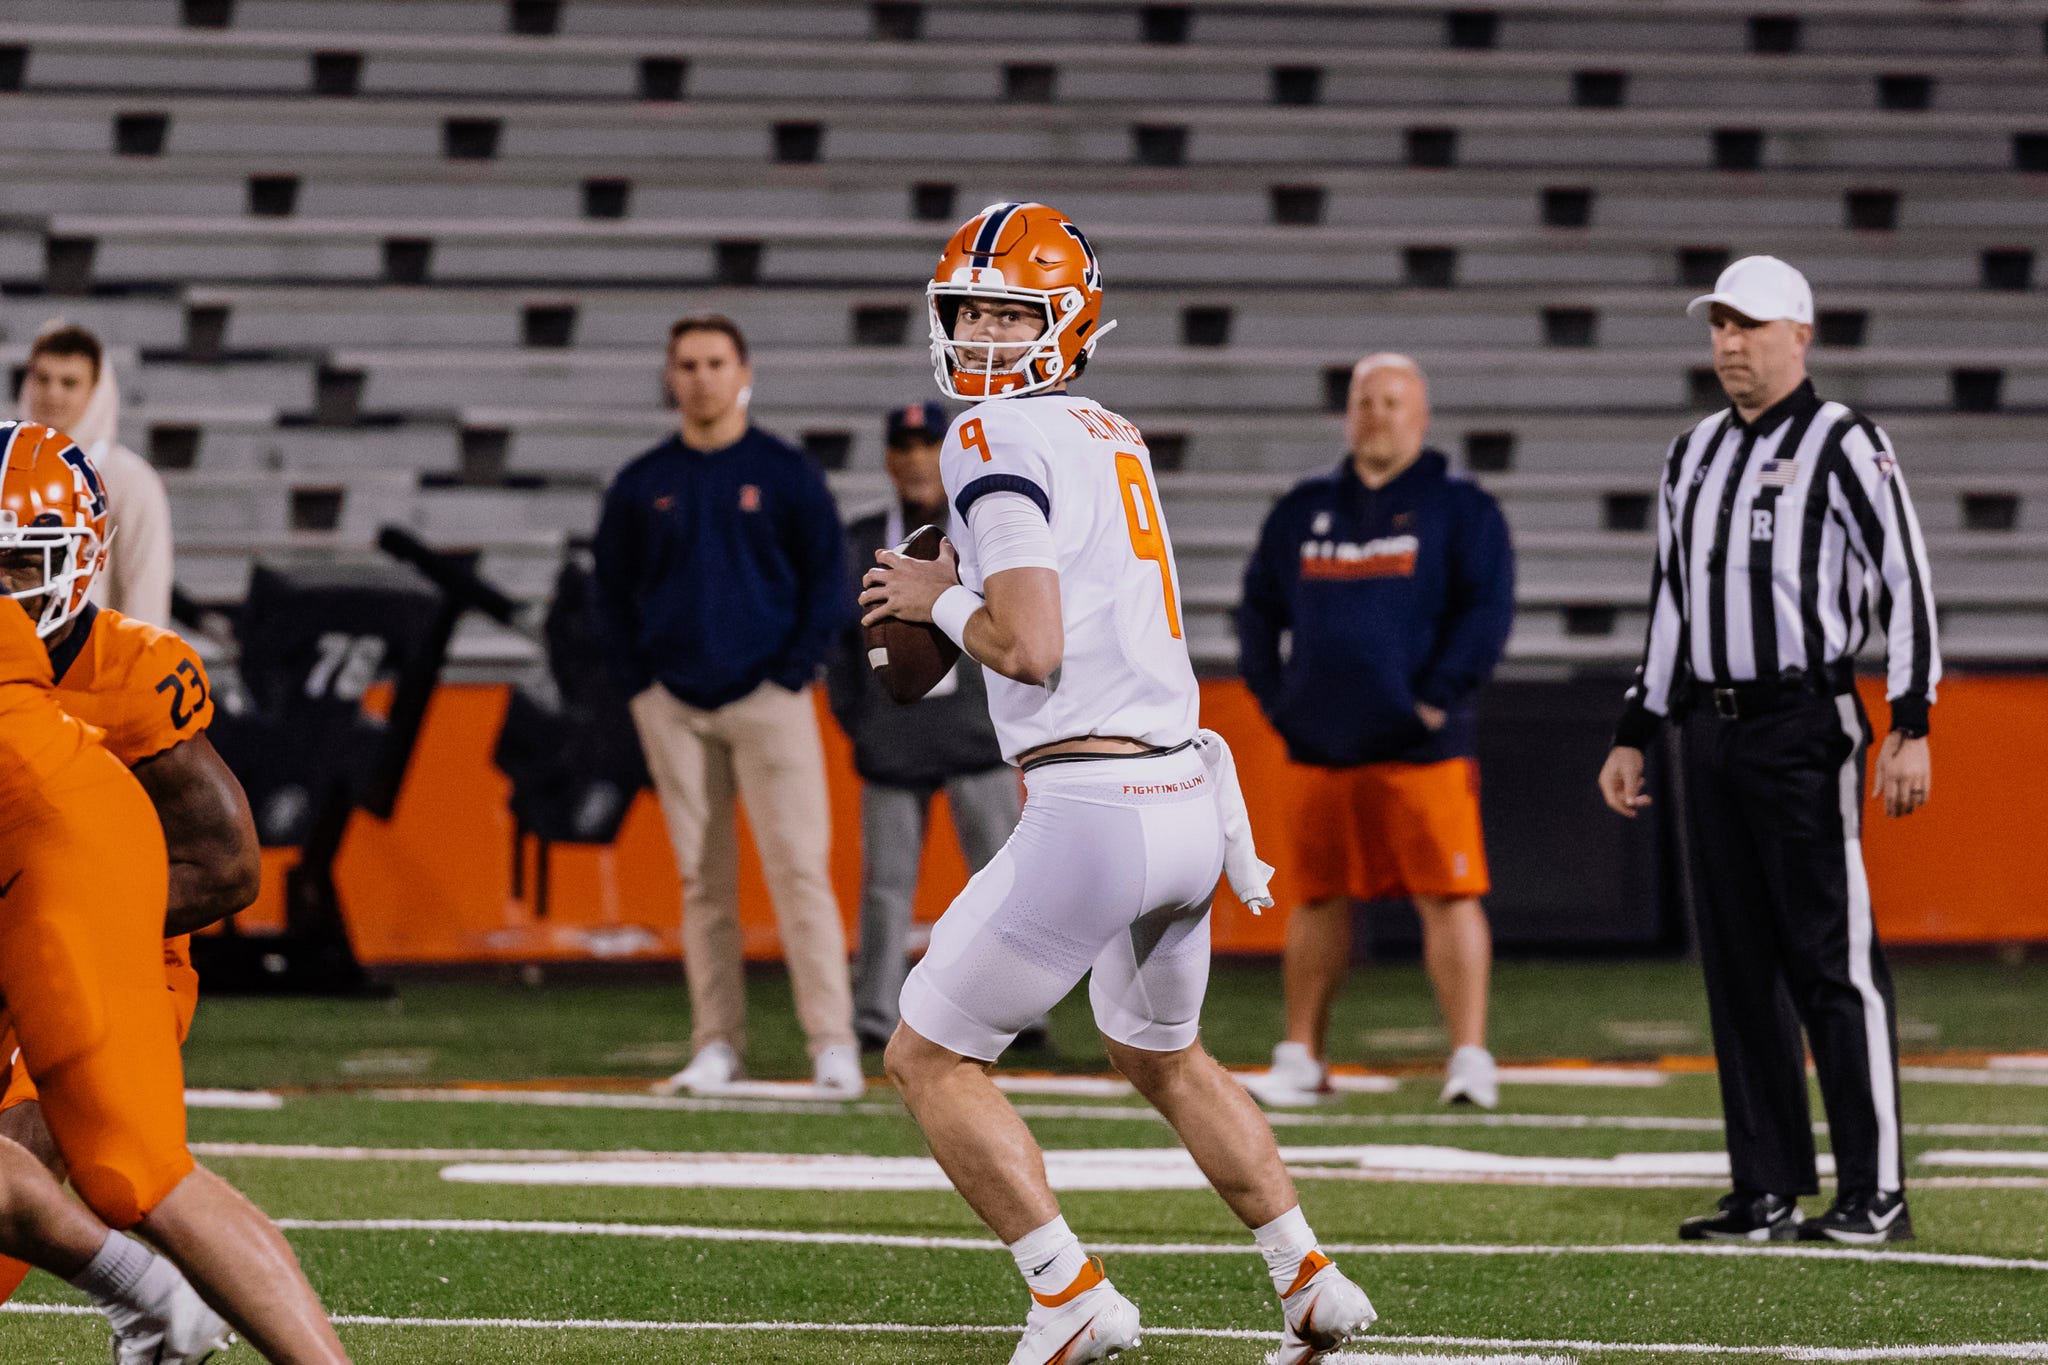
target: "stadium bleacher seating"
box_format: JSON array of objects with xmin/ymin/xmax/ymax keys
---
[{"xmin": 1, "ymin": 0, "xmax": 2043, "ymax": 671}]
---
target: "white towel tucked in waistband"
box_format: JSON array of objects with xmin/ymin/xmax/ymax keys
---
[{"xmin": 1191, "ymin": 729, "xmax": 1275, "ymax": 912}]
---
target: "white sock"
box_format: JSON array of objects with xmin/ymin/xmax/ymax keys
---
[
  {"xmin": 68, "ymin": 1232, "xmax": 155, "ymax": 1303},
  {"xmin": 70, "ymin": 1232, "xmax": 186, "ymax": 1328},
  {"xmin": 1253, "ymin": 1205, "xmax": 1321, "ymax": 1297},
  {"xmin": 1009, "ymin": 1215, "xmax": 1088, "ymax": 1299}
]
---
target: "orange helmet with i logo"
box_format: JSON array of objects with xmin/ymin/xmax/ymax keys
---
[
  {"xmin": 926, "ymin": 201, "xmax": 1116, "ymax": 400},
  {"xmin": 0, "ymin": 420, "xmax": 110, "ymax": 638}
]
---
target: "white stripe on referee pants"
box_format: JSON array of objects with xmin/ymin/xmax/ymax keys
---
[{"xmin": 1834, "ymin": 693, "xmax": 1902, "ymax": 1193}]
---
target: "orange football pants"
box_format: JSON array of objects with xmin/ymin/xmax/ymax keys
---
[
  {"xmin": 0, "ymin": 755, "xmax": 193, "ymax": 1239},
  {"xmin": 0, "ymin": 942, "xmax": 199, "ymax": 1301}
]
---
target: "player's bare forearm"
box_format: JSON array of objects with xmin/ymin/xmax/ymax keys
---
[
  {"xmin": 964, "ymin": 567, "xmax": 1063, "ymax": 686},
  {"xmin": 133, "ymin": 734, "xmax": 263, "ymax": 935}
]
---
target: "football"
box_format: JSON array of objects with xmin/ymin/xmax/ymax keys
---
[{"xmin": 864, "ymin": 523, "xmax": 963, "ymax": 704}]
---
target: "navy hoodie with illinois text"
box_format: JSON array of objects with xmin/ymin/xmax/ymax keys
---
[
  {"xmin": 1238, "ymin": 451, "xmax": 1515, "ymax": 768},
  {"xmin": 591, "ymin": 428, "xmax": 849, "ymax": 710}
]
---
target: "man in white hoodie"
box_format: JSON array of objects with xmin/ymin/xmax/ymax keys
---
[{"xmin": 20, "ymin": 324, "xmax": 175, "ymax": 625}]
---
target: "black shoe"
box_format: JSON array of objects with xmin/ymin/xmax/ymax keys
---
[
  {"xmin": 1798, "ymin": 1189, "xmax": 1913, "ymax": 1245},
  {"xmin": 1678, "ymin": 1191, "xmax": 1803, "ymax": 1243}
]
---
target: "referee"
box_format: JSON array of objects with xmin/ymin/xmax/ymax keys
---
[{"xmin": 1597, "ymin": 256, "xmax": 1939, "ymax": 1245}]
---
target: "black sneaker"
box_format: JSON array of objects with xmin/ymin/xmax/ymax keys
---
[
  {"xmin": 1798, "ymin": 1189, "xmax": 1913, "ymax": 1245},
  {"xmin": 1678, "ymin": 1191, "xmax": 1803, "ymax": 1242}
]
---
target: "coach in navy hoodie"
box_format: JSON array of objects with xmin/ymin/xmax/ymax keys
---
[
  {"xmin": 592, "ymin": 314, "xmax": 860, "ymax": 1099},
  {"xmin": 1239, "ymin": 353, "xmax": 1514, "ymax": 1112}
]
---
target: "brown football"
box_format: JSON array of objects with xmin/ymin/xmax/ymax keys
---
[{"xmin": 864, "ymin": 523, "xmax": 964, "ymax": 704}]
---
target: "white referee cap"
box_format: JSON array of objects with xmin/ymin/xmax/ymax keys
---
[{"xmin": 1685, "ymin": 255, "xmax": 1814, "ymax": 325}]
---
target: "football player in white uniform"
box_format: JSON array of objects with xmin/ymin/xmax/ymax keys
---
[{"xmin": 859, "ymin": 202, "xmax": 1377, "ymax": 1365}]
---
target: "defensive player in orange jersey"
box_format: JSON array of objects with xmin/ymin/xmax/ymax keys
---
[
  {"xmin": 0, "ymin": 424, "xmax": 261, "ymax": 1308},
  {"xmin": 0, "ymin": 420, "xmax": 351, "ymax": 1362}
]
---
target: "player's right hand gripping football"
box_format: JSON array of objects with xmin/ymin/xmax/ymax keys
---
[{"xmin": 859, "ymin": 538, "xmax": 961, "ymax": 627}]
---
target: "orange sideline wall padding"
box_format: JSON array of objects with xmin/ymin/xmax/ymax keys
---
[{"xmin": 227, "ymin": 677, "xmax": 2047, "ymax": 962}]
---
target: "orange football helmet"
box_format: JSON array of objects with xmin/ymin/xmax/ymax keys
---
[
  {"xmin": 0, "ymin": 420, "xmax": 110, "ymax": 638},
  {"xmin": 927, "ymin": 201, "xmax": 1117, "ymax": 400}
]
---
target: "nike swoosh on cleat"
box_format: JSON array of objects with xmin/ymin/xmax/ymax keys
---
[
  {"xmin": 1870, "ymin": 1204, "xmax": 1902, "ymax": 1230},
  {"xmin": 1044, "ymin": 1317, "xmax": 1096, "ymax": 1365}
]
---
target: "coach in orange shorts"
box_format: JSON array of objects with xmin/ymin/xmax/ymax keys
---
[{"xmin": 1239, "ymin": 355, "xmax": 1515, "ymax": 1109}]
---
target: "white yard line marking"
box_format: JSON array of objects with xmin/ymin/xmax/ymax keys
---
[
  {"xmin": 439, "ymin": 1149, "xmax": 1221, "ymax": 1191},
  {"xmin": 687, "ymin": 1078, "xmax": 866, "ymax": 1101},
  {"xmin": 1988, "ymin": 1056, "xmax": 2048, "ymax": 1073},
  {"xmin": 1913, "ymin": 1124, "xmax": 2048, "ymax": 1139},
  {"xmin": 1902, "ymin": 1067, "xmax": 2048, "ymax": 1088},
  {"xmin": 1920, "ymin": 1151, "xmax": 2048, "ymax": 1170},
  {"xmin": 183, "ymin": 1142, "xmax": 2048, "ymax": 1191},
  {"xmin": 259, "ymin": 1217, "xmax": 2048, "ymax": 1274},
  {"xmin": 184, "ymin": 1089, "xmax": 283, "ymax": 1109},
  {"xmin": 994, "ymin": 1075, "xmax": 1136, "ymax": 1097},
  {"xmin": 3, "ymin": 1301, "xmax": 2041, "ymax": 1358},
  {"xmin": 369, "ymin": 1086, "xmax": 908, "ymax": 1117},
  {"xmin": 434, "ymin": 1145, "xmax": 1773, "ymax": 1192},
  {"xmin": 356, "ymin": 1087, "xmax": 2048, "ymax": 1141}
]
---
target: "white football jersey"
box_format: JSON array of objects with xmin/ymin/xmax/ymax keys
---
[{"xmin": 939, "ymin": 393, "xmax": 1200, "ymax": 764}]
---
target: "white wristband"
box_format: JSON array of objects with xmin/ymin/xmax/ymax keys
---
[{"xmin": 930, "ymin": 585, "xmax": 982, "ymax": 651}]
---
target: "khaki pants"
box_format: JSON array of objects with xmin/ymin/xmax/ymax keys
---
[{"xmin": 629, "ymin": 681, "xmax": 855, "ymax": 1059}]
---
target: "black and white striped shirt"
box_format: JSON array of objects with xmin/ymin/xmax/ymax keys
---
[{"xmin": 1615, "ymin": 380, "xmax": 1939, "ymax": 745}]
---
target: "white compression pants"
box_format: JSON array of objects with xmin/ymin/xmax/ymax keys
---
[{"xmin": 899, "ymin": 743, "xmax": 1224, "ymax": 1061}]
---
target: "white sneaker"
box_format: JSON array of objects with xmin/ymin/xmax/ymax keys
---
[
  {"xmin": 1241, "ymin": 1041, "xmax": 1334, "ymax": 1107},
  {"xmin": 105, "ymin": 1268, "xmax": 235, "ymax": 1365},
  {"xmin": 1008, "ymin": 1258, "xmax": 1141, "ymax": 1365},
  {"xmin": 812, "ymin": 1043, "xmax": 865, "ymax": 1098},
  {"xmin": 1276, "ymin": 1251, "xmax": 1376, "ymax": 1365},
  {"xmin": 1440, "ymin": 1044, "xmax": 1499, "ymax": 1109},
  {"xmin": 655, "ymin": 1041, "xmax": 740, "ymax": 1096}
]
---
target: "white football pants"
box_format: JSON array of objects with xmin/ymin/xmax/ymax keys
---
[{"xmin": 899, "ymin": 743, "xmax": 1223, "ymax": 1061}]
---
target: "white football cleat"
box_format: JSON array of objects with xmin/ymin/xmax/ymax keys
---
[
  {"xmin": 1241, "ymin": 1042, "xmax": 1335, "ymax": 1108},
  {"xmin": 104, "ymin": 1270, "xmax": 235, "ymax": 1365},
  {"xmin": 1440, "ymin": 1045, "xmax": 1499, "ymax": 1110},
  {"xmin": 1276, "ymin": 1251, "xmax": 1376, "ymax": 1365},
  {"xmin": 655, "ymin": 1041, "xmax": 740, "ymax": 1096},
  {"xmin": 1008, "ymin": 1257, "xmax": 1141, "ymax": 1365},
  {"xmin": 812, "ymin": 1043, "xmax": 865, "ymax": 1098}
]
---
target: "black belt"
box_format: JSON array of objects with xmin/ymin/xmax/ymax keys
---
[
  {"xmin": 1021, "ymin": 738, "xmax": 1192, "ymax": 772},
  {"xmin": 1689, "ymin": 661, "xmax": 1856, "ymax": 721}
]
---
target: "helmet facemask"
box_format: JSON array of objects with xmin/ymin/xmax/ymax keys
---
[
  {"xmin": 927, "ymin": 276, "xmax": 1103, "ymax": 401},
  {"xmin": 0, "ymin": 512, "xmax": 102, "ymax": 639}
]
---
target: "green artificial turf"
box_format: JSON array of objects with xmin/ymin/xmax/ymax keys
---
[
  {"xmin": 179, "ymin": 955, "xmax": 2048, "ymax": 1091},
  {"xmin": 2, "ymin": 957, "xmax": 2041, "ymax": 1363}
]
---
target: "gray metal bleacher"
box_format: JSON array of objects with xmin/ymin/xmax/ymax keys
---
[{"xmin": 0, "ymin": 0, "xmax": 2043, "ymax": 674}]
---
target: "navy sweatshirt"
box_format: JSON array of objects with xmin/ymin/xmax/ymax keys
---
[
  {"xmin": 1239, "ymin": 451, "xmax": 1515, "ymax": 768},
  {"xmin": 591, "ymin": 428, "xmax": 849, "ymax": 710}
]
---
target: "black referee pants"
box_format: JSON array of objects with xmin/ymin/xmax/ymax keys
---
[{"xmin": 1680, "ymin": 687, "xmax": 1905, "ymax": 1199}]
